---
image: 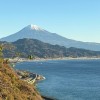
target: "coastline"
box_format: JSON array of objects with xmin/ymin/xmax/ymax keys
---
[
  {"xmin": 9, "ymin": 57, "xmax": 100, "ymax": 63},
  {"xmin": 16, "ymin": 70, "xmax": 45, "ymax": 84},
  {"xmin": 16, "ymin": 70, "xmax": 56, "ymax": 100},
  {"xmin": 42, "ymin": 96, "xmax": 57, "ymax": 100}
]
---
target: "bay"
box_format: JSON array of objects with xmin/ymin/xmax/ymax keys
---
[{"xmin": 15, "ymin": 59, "xmax": 100, "ymax": 100}]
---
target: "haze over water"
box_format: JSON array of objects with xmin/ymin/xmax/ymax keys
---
[{"xmin": 15, "ymin": 59, "xmax": 100, "ymax": 100}]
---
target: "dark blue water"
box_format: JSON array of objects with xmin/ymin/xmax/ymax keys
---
[{"xmin": 15, "ymin": 59, "xmax": 100, "ymax": 100}]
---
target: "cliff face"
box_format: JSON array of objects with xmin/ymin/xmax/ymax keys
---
[{"xmin": 0, "ymin": 63, "xmax": 43, "ymax": 100}]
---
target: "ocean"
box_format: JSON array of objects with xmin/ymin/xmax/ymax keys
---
[{"xmin": 15, "ymin": 59, "xmax": 100, "ymax": 100}]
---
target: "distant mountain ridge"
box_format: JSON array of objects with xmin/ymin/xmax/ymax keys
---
[
  {"xmin": 1, "ymin": 38, "xmax": 100, "ymax": 58},
  {"xmin": 1, "ymin": 24, "xmax": 100, "ymax": 51}
]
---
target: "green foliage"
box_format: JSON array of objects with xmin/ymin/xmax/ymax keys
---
[
  {"xmin": 28, "ymin": 55, "xmax": 34, "ymax": 60},
  {"xmin": 0, "ymin": 45, "xmax": 4, "ymax": 64},
  {"xmin": 0, "ymin": 45, "xmax": 3, "ymax": 56}
]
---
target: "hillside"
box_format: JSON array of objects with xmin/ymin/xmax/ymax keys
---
[
  {"xmin": 1, "ymin": 24, "xmax": 100, "ymax": 51},
  {"xmin": 1, "ymin": 38, "xmax": 100, "ymax": 58},
  {"xmin": 0, "ymin": 63, "xmax": 43, "ymax": 100}
]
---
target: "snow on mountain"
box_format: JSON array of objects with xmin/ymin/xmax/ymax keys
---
[
  {"xmin": 1, "ymin": 24, "xmax": 100, "ymax": 51},
  {"xmin": 30, "ymin": 24, "xmax": 44, "ymax": 31}
]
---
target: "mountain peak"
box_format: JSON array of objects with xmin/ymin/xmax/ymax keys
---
[{"xmin": 28, "ymin": 24, "xmax": 44, "ymax": 31}]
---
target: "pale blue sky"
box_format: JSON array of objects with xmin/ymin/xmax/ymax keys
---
[{"xmin": 0, "ymin": 0, "xmax": 100, "ymax": 43}]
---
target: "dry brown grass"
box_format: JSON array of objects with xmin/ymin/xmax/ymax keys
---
[{"xmin": 0, "ymin": 64, "xmax": 43, "ymax": 100}]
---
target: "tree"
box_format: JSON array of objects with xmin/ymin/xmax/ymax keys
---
[
  {"xmin": 0, "ymin": 45, "xmax": 4, "ymax": 65},
  {"xmin": 28, "ymin": 55, "xmax": 33, "ymax": 60}
]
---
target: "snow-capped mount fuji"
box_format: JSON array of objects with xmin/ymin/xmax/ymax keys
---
[
  {"xmin": 27, "ymin": 24, "xmax": 45, "ymax": 31},
  {"xmin": 0, "ymin": 24, "xmax": 49, "ymax": 42},
  {"xmin": 30, "ymin": 24, "xmax": 45, "ymax": 31},
  {"xmin": 1, "ymin": 24, "xmax": 100, "ymax": 51}
]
